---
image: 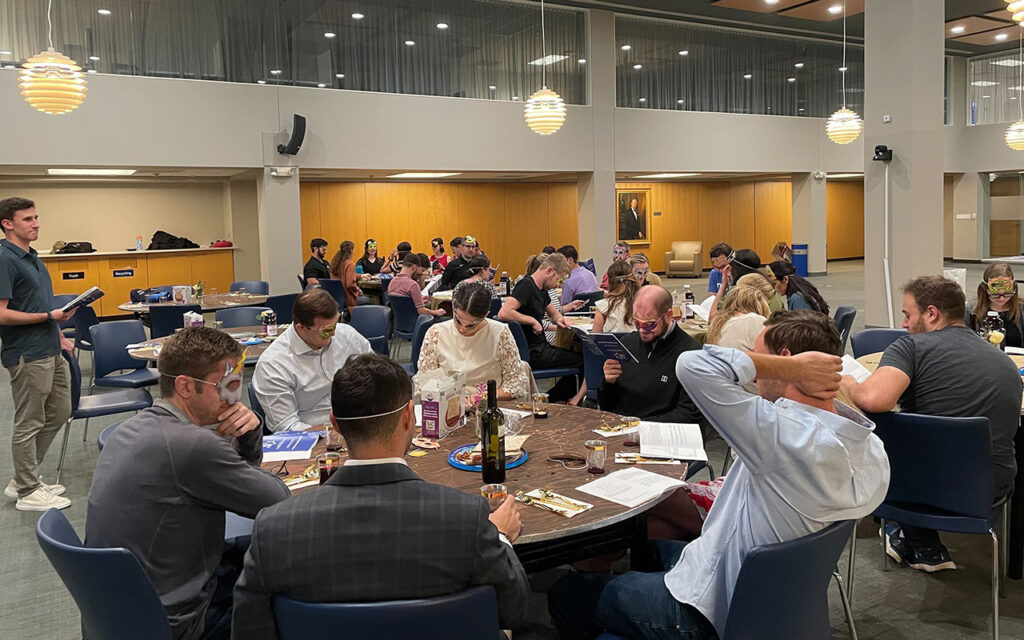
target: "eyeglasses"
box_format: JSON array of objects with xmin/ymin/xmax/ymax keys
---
[
  {"xmin": 453, "ymin": 314, "xmax": 485, "ymax": 330},
  {"xmin": 547, "ymin": 454, "xmax": 586, "ymax": 470},
  {"xmin": 634, "ymin": 317, "xmax": 661, "ymax": 332},
  {"xmin": 989, "ymin": 292, "xmax": 1013, "ymax": 300}
]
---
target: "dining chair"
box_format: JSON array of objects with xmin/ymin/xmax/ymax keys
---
[
  {"xmin": 833, "ymin": 306, "xmax": 857, "ymax": 356},
  {"xmin": 265, "ymin": 293, "xmax": 298, "ymax": 325},
  {"xmin": 90, "ymin": 320, "xmax": 161, "ymax": 392},
  {"xmin": 230, "ymin": 280, "xmax": 269, "ymax": 295},
  {"xmin": 349, "ymin": 305, "xmax": 391, "ymax": 356},
  {"xmin": 504, "ymin": 320, "xmax": 581, "ymax": 383},
  {"xmin": 403, "ymin": 315, "xmax": 437, "ymax": 376},
  {"xmin": 849, "ymin": 328, "xmax": 907, "ymax": 358},
  {"xmin": 215, "ymin": 306, "xmax": 272, "ymax": 329},
  {"xmin": 148, "ymin": 304, "xmax": 201, "ymax": 339},
  {"xmin": 388, "ymin": 295, "xmax": 420, "ymax": 360}
]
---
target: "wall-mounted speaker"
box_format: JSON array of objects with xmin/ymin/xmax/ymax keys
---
[{"xmin": 277, "ymin": 114, "xmax": 306, "ymax": 155}]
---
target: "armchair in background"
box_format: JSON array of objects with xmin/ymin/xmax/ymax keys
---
[{"xmin": 665, "ymin": 241, "xmax": 702, "ymax": 278}]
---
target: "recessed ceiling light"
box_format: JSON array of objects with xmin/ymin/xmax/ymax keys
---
[
  {"xmin": 324, "ymin": 32, "xmax": 336, "ymax": 38},
  {"xmin": 997, "ymin": 33, "xmax": 1009, "ymax": 41},
  {"xmin": 950, "ymin": 25, "xmax": 965, "ymax": 34},
  {"xmin": 744, "ymin": 73, "xmax": 752, "ymax": 79},
  {"xmin": 620, "ymin": 44, "xmax": 631, "ymax": 51},
  {"xmin": 794, "ymin": 62, "xmax": 804, "ymax": 68},
  {"xmin": 404, "ymin": 40, "xmax": 415, "ymax": 46},
  {"xmin": 317, "ymin": 83, "xmax": 326, "ymax": 88},
  {"xmin": 992, "ymin": 59, "xmax": 1024, "ymax": 66},
  {"xmin": 0, "ymin": 51, "xmax": 11, "ymax": 56},
  {"xmin": 678, "ymin": 50, "xmax": 688, "ymax": 56},
  {"xmin": 488, "ymin": 85, "xmax": 496, "ymax": 90},
  {"xmin": 828, "ymin": 4, "xmax": 842, "ymax": 15},
  {"xmin": 352, "ymin": 13, "xmax": 364, "ymax": 20},
  {"xmin": 47, "ymin": 168, "xmax": 136, "ymax": 176},
  {"xmin": 578, "ymin": 58, "xmax": 586, "ymax": 64},
  {"xmin": 86, "ymin": 69, "xmax": 97, "ymax": 74},
  {"xmin": 798, "ymin": 107, "xmax": 805, "ymax": 111},
  {"xmin": 89, "ymin": 55, "xmax": 100, "ymax": 61},
  {"xmin": 97, "ymin": 9, "xmax": 111, "ymax": 15},
  {"xmin": 257, "ymin": 80, "xmax": 266, "ymax": 84},
  {"xmin": 765, "ymin": 0, "xmax": 780, "ymax": 5},
  {"xmin": 529, "ymin": 54, "xmax": 569, "ymax": 65},
  {"xmin": 633, "ymin": 64, "xmax": 642, "ymax": 70},
  {"xmin": 270, "ymin": 69, "xmax": 282, "ymax": 75},
  {"xmin": 972, "ymin": 80, "xmax": 999, "ymax": 86},
  {"xmin": 638, "ymin": 97, "xmax": 647, "ymax": 102},
  {"xmin": 838, "ymin": 66, "xmax": 848, "ymax": 72},
  {"xmin": 436, "ymin": 22, "xmax": 448, "ymax": 29},
  {"xmin": 336, "ymin": 73, "xmax": 345, "ymax": 78},
  {"xmin": 632, "ymin": 173, "xmax": 701, "ymax": 179},
  {"xmin": 787, "ymin": 77, "xmax": 796, "ymax": 82},
  {"xmin": 387, "ymin": 172, "xmax": 462, "ymax": 179}
]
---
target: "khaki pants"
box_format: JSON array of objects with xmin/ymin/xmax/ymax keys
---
[{"xmin": 8, "ymin": 353, "xmax": 71, "ymax": 497}]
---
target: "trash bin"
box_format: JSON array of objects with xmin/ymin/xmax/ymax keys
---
[{"xmin": 791, "ymin": 244, "xmax": 808, "ymax": 277}]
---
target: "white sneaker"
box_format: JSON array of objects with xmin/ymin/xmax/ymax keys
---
[
  {"xmin": 15, "ymin": 487, "xmax": 71, "ymax": 511},
  {"xmin": 5, "ymin": 479, "xmax": 66, "ymax": 498}
]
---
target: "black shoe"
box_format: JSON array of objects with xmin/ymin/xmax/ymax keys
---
[
  {"xmin": 907, "ymin": 544, "xmax": 957, "ymax": 573},
  {"xmin": 881, "ymin": 525, "xmax": 909, "ymax": 565}
]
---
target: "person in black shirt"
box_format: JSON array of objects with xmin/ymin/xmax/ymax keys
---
[
  {"xmin": 498, "ymin": 252, "xmax": 581, "ymax": 401},
  {"xmin": 303, "ymin": 238, "xmax": 330, "ymax": 285},
  {"xmin": 355, "ymin": 239, "xmax": 383, "ymax": 276},
  {"xmin": 598, "ymin": 286, "xmax": 703, "ymax": 424},
  {"xmin": 438, "ymin": 235, "xmax": 480, "ymax": 291}
]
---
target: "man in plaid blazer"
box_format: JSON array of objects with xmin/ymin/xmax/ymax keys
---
[{"xmin": 232, "ymin": 353, "xmax": 529, "ymax": 639}]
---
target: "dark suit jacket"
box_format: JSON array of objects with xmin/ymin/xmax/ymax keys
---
[
  {"xmin": 232, "ymin": 462, "xmax": 530, "ymax": 639},
  {"xmin": 620, "ymin": 207, "xmax": 644, "ymax": 240}
]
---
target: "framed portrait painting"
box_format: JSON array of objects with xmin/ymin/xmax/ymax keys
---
[{"xmin": 616, "ymin": 188, "xmax": 651, "ymax": 246}]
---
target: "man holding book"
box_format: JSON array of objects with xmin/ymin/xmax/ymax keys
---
[{"xmin": 0, "ymin": 197, "xmax": 78, "ymax": 511}]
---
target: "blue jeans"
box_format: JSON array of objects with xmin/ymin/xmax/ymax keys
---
[{"xmin": 548, "ymin": 541, "xmax": 718, "ymax": 640}]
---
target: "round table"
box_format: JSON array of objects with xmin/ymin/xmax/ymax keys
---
[
  {"xmin": 118, "ymin": 292, "xmax": 268, "ymax": 313},
  {"xmin": 267, "ymin": 404, "xmax": 689, "ymax": 568},
  {"xmin": 127, "ymin": 325, "xmax": 280, "ymax": 362}
]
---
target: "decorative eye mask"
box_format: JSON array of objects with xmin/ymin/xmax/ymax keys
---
[{"xmin": 987, "ymin": 277, "xmax": 1014, "ymax": 296}]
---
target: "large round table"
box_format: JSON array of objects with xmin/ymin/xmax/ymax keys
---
[
  {"xmin": 118, "ymin": 292, "xmax": 268, "ymax": 313},
  {"xmin": 267, "ymin": 403, "xmax": 691, "ymax": 571},
  {"xmin": 127, "ymin": 325, "xmax": 279, "ymax": 363}
]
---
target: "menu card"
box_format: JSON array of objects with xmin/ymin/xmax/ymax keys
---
[
  {"xmin": 639, "ymin": 422, "xmax": 707, "ymax": 461},
  {"xmin": 576, "ymin": 467, "xmax": 686, "ymax": 508}
]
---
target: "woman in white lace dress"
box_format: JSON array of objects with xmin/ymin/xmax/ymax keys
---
[{"xmin": 416, "ymin": 282, "xmax": 528, "ymax": 401}]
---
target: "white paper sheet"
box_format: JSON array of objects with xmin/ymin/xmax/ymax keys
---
[
  {"xmin": 1006, "ymin": 346, "xmax": 1024, "ymax": 356},
  {"xmin": 688, "ymin": 302, "xmax": 710, "ymax": 323},
  {"xmin": 638, "ymin": 421, "xmax": 707, "ymax": 461},
  {"xmin": 841, "ymin": 355, "xmax": 873, "ymax": 383},
  {"xmin": 575, "ymin": 467, "xmax": 686, "ymax": 508}
]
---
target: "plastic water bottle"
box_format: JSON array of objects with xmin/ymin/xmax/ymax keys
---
[
  {"xmin": 355, "ymin": 264, "xmax": 363, "ymax": 275},
  {"xmin": 683, "ymin": 285, "xmax": 695, "ymax": 321},
  {"xmin": 981, "ymin": 311, "xmax": 1006, "ymax": 351},
  {"xmin": 136, "ymin": 235, "xmax": 144, "ymax": 251}
]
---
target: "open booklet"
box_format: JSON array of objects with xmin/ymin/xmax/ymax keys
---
[
  {"xmin": 688, "ymin": 296, "xmax": 714, "ymax": 323},
  {"xmin": 576, "ymin": 467, "xmax": 686, "ymax": 508},
  {"xmin": 638, "ymin": 421, "xmax": 708, "ymax": 461},
  {"xmin": 840, "ymin": 355, "xmax": 872, "ymax": 383},
  {"xmin": 570, "ymin": 326, "xmax": 639, "ymax": 363},
  {"xmin": 60, "ymin": 286, "xmax": 105, "ymax": 313}
]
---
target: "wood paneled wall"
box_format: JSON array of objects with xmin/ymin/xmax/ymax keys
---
[
  {"xmin": 300, "ymin": 182, "xmax": 579, "ymax": 278},
  {"xmin": 826, "ymin": 181, "xmax": 865, "ymax": 260}
]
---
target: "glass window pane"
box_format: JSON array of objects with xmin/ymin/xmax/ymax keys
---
[{"xmin": 968, "ymin": 51, "xmax": 1024, "ymax": 126}]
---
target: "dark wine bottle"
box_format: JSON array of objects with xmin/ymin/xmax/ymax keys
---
[{"xmin": 480, "ymin": 379, "xmax": 506, "ymax": 484}]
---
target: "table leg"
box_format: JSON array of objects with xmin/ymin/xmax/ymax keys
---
[
  {"xmin": 629, "ymin": 513, "xmax": 658, "ymax": 572},
  {"xmin": 1008, "ymin": 420, "xmax": 1024, "ymax": 580}
]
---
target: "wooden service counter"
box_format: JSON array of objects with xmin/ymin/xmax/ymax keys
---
[{"xmin": 41, "ymin": 247, "xmax": 236, "ymax": 317}]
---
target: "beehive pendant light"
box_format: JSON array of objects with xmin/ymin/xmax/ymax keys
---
[
  {"xmin": 1006, "ymin": 26, "xmax": 1024, "ymax": 150},
  {"xmin": 524, "ymin": 0, "xmax": 566, "ymax": 135},
  {"xmin": 1008, "ymin": 0, "xmax": 1024, "ymax": 24},
  {"xmin": 826, "ymin": 3, "xmax": 862, "ymax": 144},
  {"xmin": 19, "ymin": 0, "xmax": 87, "ymax": 115}
]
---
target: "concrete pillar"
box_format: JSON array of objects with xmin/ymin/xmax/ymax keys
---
[
  {"xmin": 951, "ymin": 172, "xmax": 989, "ymax": 261},
  {"xmin": 863, "ymin": 0, "xmax": 945, "ymax": 327},
  {"xmin": 256, "ymin": 167, "xmax": 303, "ymax": 294},
  {"xmin": 579, "ymin": 10, "xmax": 617, "ymax": 276},
  {"xmin": 791, "ymin": 172, "xmax": 828, "ymax": 275},
  {"xmin": 223, "ymin": 180, "xmax": 262, "ymax": 282}
]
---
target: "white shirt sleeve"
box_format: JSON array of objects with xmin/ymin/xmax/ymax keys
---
[{"xmin": 252, "ymin": 359, "xmax": 313, "ymax": 433}]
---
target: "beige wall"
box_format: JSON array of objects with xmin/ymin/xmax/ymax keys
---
[{"xmin": 0, "ymin": 182, "xmax": 228, "ymax": 253}]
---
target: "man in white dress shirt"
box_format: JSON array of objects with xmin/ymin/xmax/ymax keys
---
[{"xmin": 252, "ymin": 288, "xmax": 370, "ymax": 432}]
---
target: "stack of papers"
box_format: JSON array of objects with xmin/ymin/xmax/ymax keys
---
[
  {"xmin": 841, "ymin": 355, "xmax": 873, "ymax": 383},
  {"xmin": 639, "ymin": 421, "xmax": 707, "ymax": 461},
  {"xmin": 262, "ymin": 432, "xmax": 319, "ymax": 462},
  {"xmin": 576, "ymin": 468, "xmax": 686, "ymax": 508}
]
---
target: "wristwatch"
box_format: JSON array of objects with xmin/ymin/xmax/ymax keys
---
[{"xmin": 46, "ymin": 310, "xmax": 53, "ymax": 321}]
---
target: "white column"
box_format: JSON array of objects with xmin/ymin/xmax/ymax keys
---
[
  {"xmin": 791, "ymin": 172, "xmax": 828, "ymax": 275},
  {"xmin": 257, "ymin": 167, "xmax": 303, "ymax": 294}
]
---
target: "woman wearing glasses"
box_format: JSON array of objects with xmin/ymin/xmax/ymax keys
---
[
  {"xmin": 967, "ymin": 263, "xmax": 1024, "ymax": 348},
  {"xmin": 416, "ymin": 282, "xmax": 528, "ymax": 401}
]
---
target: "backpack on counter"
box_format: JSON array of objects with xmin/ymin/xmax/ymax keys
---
[
  {"xmin": 52, "ymin": 241, "xmax": 96, "ymax": 254},
  {"xmin": 148, "ymin": 231, "xmax": 199, "ymax": 250},
  {"xmin": 130, "ymin": 288, "xmax": 172, "ymax": 304}
]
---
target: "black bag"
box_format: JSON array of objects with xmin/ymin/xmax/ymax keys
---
[
  {"xmin": 130, "ymin": 288, "xmax": 172, "ymax": 304},
  {"xmin": 54, "ymin": 241, "xmax": 96, "ymax": 254},
  {"xmin": 147, "ymin": 231, "xmax": 199, "ymax": 250}
]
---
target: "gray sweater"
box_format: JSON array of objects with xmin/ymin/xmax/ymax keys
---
[{"xmin": 86, "ymin": 400, "xmax": 290, "ymax": 640}]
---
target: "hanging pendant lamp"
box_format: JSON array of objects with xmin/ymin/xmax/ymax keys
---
[
  {"xmin": 1007, "ymin": 27, "xmax": 1024, "ymax": 150},
  {"xmin": 826, "ymin": 4, "xmax": 861, "ymax": 145},
  {"xmin": 524, "ymin": 0, "xmax": 566, "ymax": 135},
  {"xmin": 1009, "ymin": 1, "xmax": 1024, "ymax": 23},
  {"xmin": 19, "ymin": 0, "xmax": 86, "ymax": 115}
]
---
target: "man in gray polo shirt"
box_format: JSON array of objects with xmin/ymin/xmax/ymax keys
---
[{"xmin": 0, "ymin": 197, "xmax": 78, "ymax": 511}]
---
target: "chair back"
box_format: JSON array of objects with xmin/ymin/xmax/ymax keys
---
[
  {"xmin": 316, "ymin": 279, "xmax": 346, "ymax": 308},
  {"xmin": 723, "ymin": 520, "xmax": 855, "ymax": 640},
  {"xmin": 73, "ymin": 305, "xmax": 100, "ymax": 351},
  {"xmin": 869, "ymin": 411, "xmax": 994, "ymax": 521},
  {"xmin": 503, "ymin": 320, "xmax": 532, "ymax": 362},
  {"xmin": 271, "ymin": 586, "xmax": 499, "ymax": 640},
  {"xmin": 97, "ymin": 421, "xmax": 124, "ymax": 452},
  {"xmin": 61, "ymin": 350, "xmax": 83, "ymax": 412},
  {"xmin": 488, "ymin": 297, "xmax": 503, "ymax": 319},
  {"xmin": 265, "ymin": 293, "xmax": 298, "ymax": 325},
  {"xmin": 849, "ymin": 328, "xmax": 907, "ymax": 358},
  {"xmin": 53, "ymin": 294, "xmax": 77, "ymax": 331},
  {"xmin": 248, "ymin": 384, "xmax": 266, "ymax": 423},
  {"xmin": 349, "ymin": 305, "xmax": 391, "ymax": 341},
  {"xmin": 573, "ymin": 291, "xmax": 605, "ymax": 309},
  {"xmin": 389, "ymin": 295, "xmax": 420, "ymax": 337},
  {"xmin": 148, "ymin": 304, "xmax": 201, "ymax": 339},
  {"xmin": 582, "ymin": 346, "xmax": 605, "ymax": 402},
  {"xmin": 36, "ymin": 509, "xmax": 173, "ymax": 640},
  {"xmin": 832, "ymin": 305, "xmax": 856, "ymax": 356},
  {"xmin": 90, "ymin": 320, "xmax": 148, "ymax": 378},
  {"xmin": 230, "ymin": 280, "xmax": 270, "ymax": 295},
  {"xmin": 215, "ymin": 306, "xmax": 272, "ymax": 329},
  {"xmin": 297, "ymin": 274, "xmax": 306, "ymax": 289},
  {"xmin": 408, "ymin": 316, "xmax": 436, "ymax": 374}
]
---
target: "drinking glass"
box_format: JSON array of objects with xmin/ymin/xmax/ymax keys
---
[
  {"xmin": 584, "ymin": 440, "xmax": 607, "ymax": 475},
  {"xmin": 502, "ymin": 411, "xmax": 524, "ymax": 437},
  {"xmin": 622, "ymin": 415, "xmax": 641, "ymax": 447},
  {"xmin": 480, "ymin": 484, "xmax": 508, "ymax": 511},
  {"xmin": 317, "ymin": 452, "xmax": 341, "ymax": 485},
  {"xmin": 533, "ymin": 392, "xmax": 549, "ymax": 419}
]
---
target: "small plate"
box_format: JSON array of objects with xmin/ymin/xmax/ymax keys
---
[{"xmin": 447, "ymin": 443, "xmax": 528, "ymax": 472}]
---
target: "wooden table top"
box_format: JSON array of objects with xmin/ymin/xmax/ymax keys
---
[
  {"xmin": 128, "ymin": 325, "xmax": 280, "ymax": 362},
  {"xmin": 268, "ymin": 403, "xmax": 687, "ymax": 546},
  {"xmin": 118, "ymin": 292, "xmax": 268, "ymax": 313}
]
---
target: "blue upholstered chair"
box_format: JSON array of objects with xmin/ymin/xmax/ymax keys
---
[
  {"xmin": 388, "ymin": 295, "xmax": 420, "ymax": 360},
  {"xmin": 53, "ymin": 294, "xmax": 77, "ymax": 338},
  {"xmin": 265, "ymin": 293, "xmax": 298, "ymax": 325},
  {"xmin": 403, "ymin": 315, "xmax": 437, "ymax": 376},
  {"xmin": 849, "ymin": 328, "xmax": 907, "ymax": 358},
  {"xmin": 230, "ymin": 280, "xmax": 269, "ymax": 295},
  {"xmin": 504, "ymin": 320, "xmax": 580, "ymax": 384},
  {"xmin": 349, "ymin": 305, "xmax": 391, "ymax": 356},
  {"xmin": 90, "ymin": 320, "xmax": 160, "ymax": 391},
  {"xmin": 148, "ymin": 304, "xmax": 201, "ymax": 339},
  {"xmin": 215, "ymin": 306, "xmax": 272, "ymax": 329},
  {"xmin": 832, "ymin": 305, "xmax": 857, "ymax": 356}
]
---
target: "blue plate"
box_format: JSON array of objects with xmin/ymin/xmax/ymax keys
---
[{"xmin": 447, "ymin": 443, "xmax": 529, "ymax": 472}]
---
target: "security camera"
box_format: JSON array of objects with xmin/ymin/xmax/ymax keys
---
[{"xmin": 872, "ymin": 145, "xmax": 893, "ymax": 162}]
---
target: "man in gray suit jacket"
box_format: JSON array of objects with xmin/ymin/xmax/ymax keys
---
[{"xmin": 232, "ymin": 353, "xmax": 530, "ymax": 639}]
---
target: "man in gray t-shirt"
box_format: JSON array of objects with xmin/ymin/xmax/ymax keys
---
[{"xmin": 842, "ymin": 276, "xmax": 1023, "ymax": 573}]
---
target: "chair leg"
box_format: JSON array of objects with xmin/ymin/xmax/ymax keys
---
[
  {"xmin": 833, "ymin": 571, "xmax": 859, "ymax": 640},
  {"xmin": 721, "ymin": 447, "xmax": 731, "ymax": 476},
  {"xmin": 991, "ymin": 528, "xmax": 1000, "ymax": 640},
  {"xmin": 81, "ymin": 417, "xmax": 90, "ymax": 442},
  {"xmin": 880, "ymin": 517, "xmax": 889, "ymax": 572},
  {"xmin": 847, "ymin": 521, "xmax": 858, "ymax": 610},
  {"xmin": 1000, "ymin": 502, "xmax": 1009, "ymax": 599},
  {"xmin": 54, "ymin": 418, "xmax": 73, "ymax": 486}
]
